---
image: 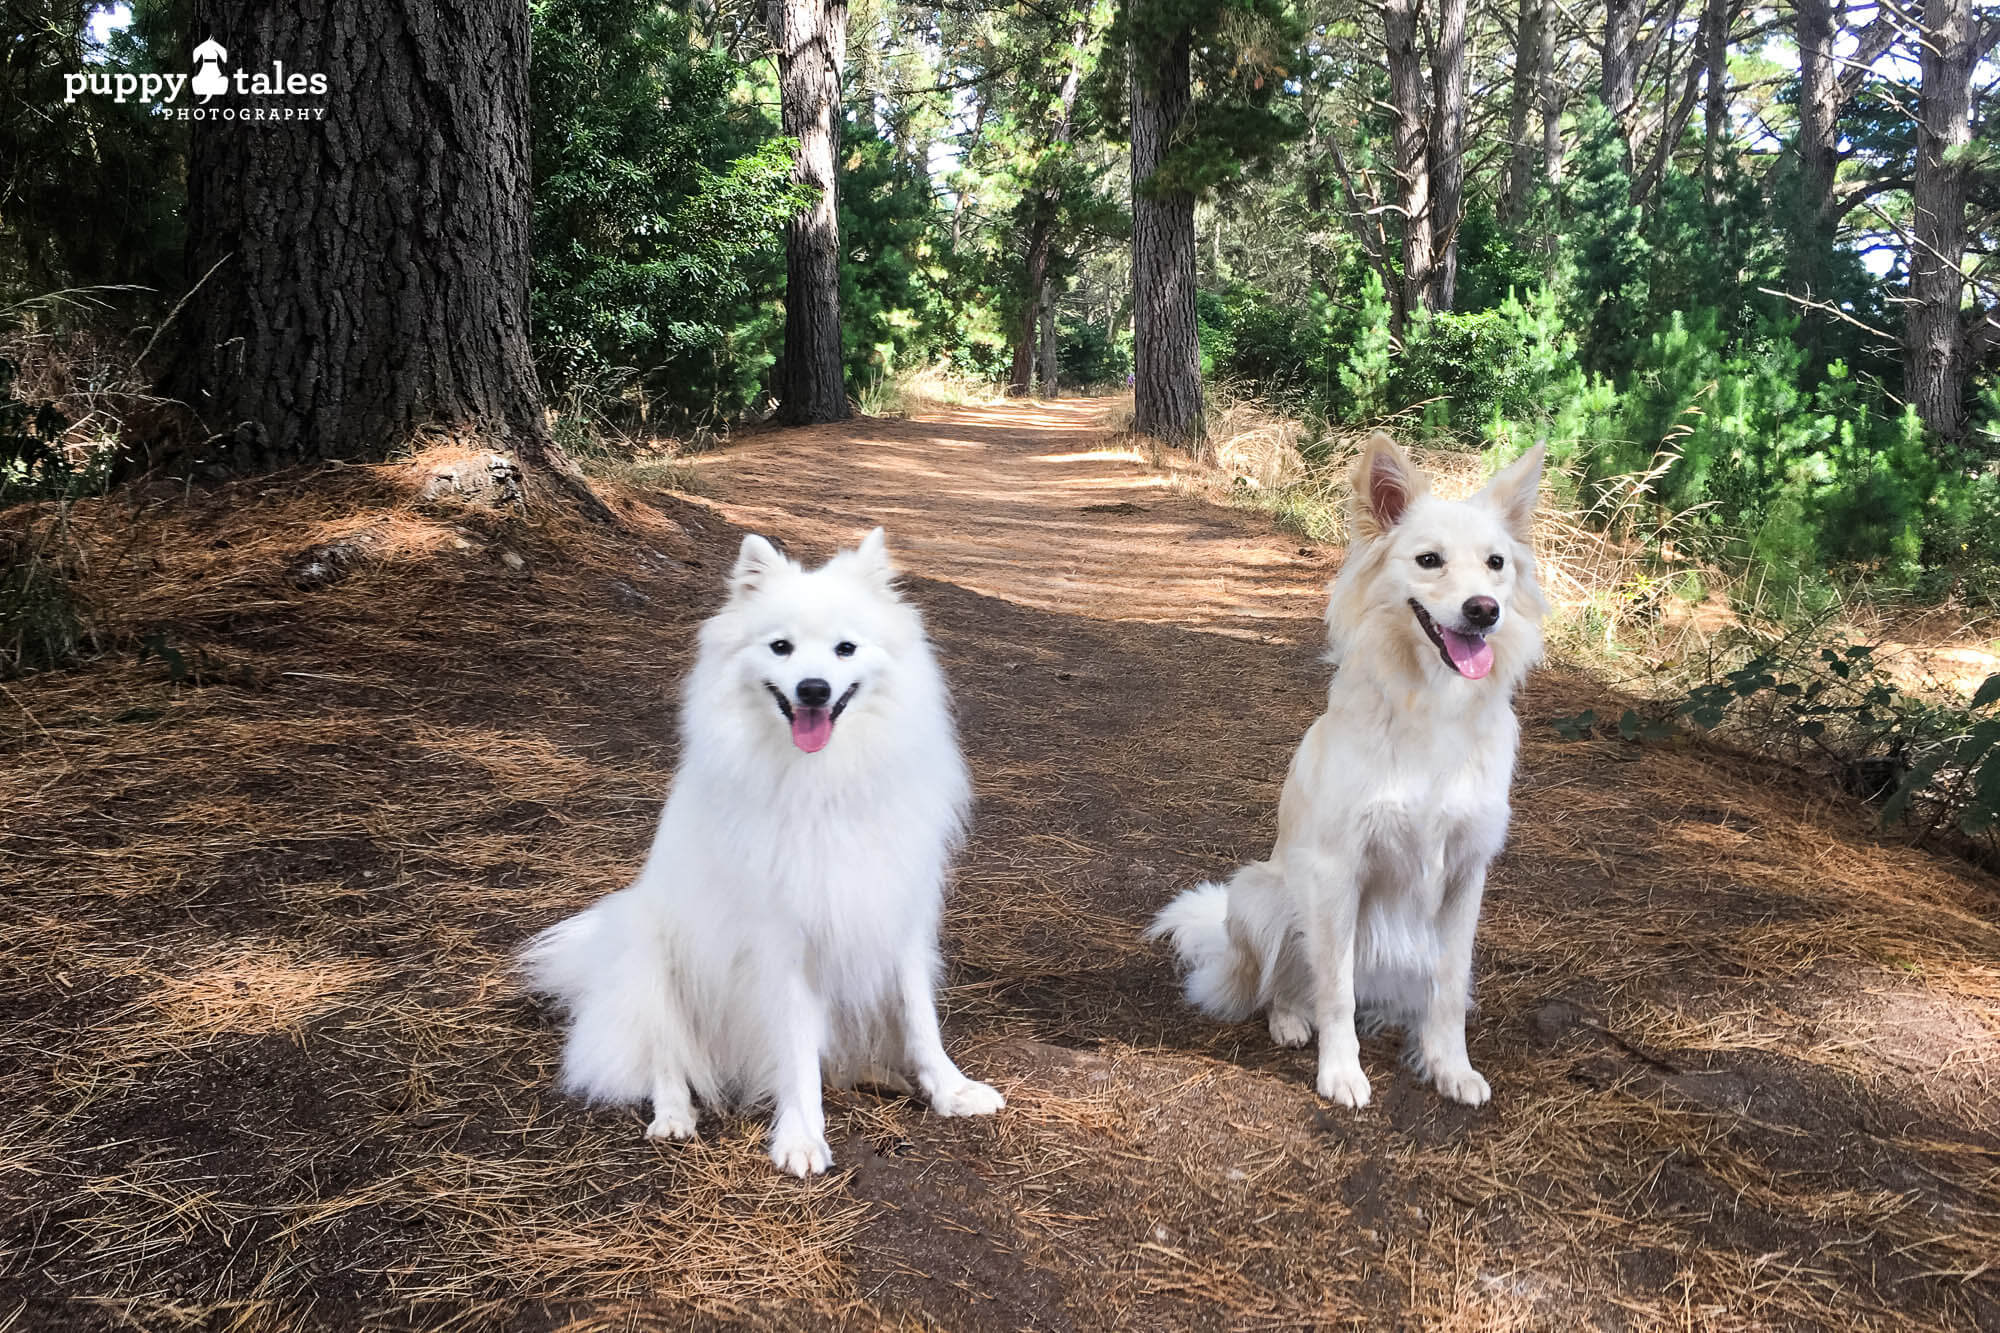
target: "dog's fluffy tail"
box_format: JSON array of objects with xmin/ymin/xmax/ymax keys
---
[
  {"xmin": 519, "ymin": 890, "xmax": 708, "ymax": 1106},
  {"xmin": 1148, "ymin": 862, "xmax": 1291, "ymax": 1022}
]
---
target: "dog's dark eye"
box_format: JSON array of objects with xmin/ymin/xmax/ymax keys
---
[
  {"xmin": 1487, "ymin": 554, "xmax": 1505, "ymax": 571},
  {"xmin": 835, "ymin": 641, "xmax": 857, "ymax": 658},
  {"xmin": 770, "ymin": 639, "xmax": 793, "ymax": 657},
  {"xmin": 1415, "ymin": 552, "xmax": 1443, "ymax": 570}
]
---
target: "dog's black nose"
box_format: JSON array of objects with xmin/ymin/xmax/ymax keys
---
[
  {"xmin": 796, "ymin": 677, "xmax": 832, "ymax": 708},
  {"xmin": 1462, "ymin": 596, "xmax": 1500, "ymax": 629}
]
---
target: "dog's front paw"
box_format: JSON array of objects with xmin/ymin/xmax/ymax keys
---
[
  {"xmin": 1315, "ymin": 1060, "xmax": 1373, "ymax": 1108},
  {"xmin": 1268, "ymin": 1008, "xmax": 1312, "ymax": 1048},
  {"xmin": 768, "ymin": 1123, "xmax": 834, "ymax": 1177},
  {"xmin": 1431, "ymin": 1064, "xmax": 1490, "ymax": 1107},
  {"xmin": 929, "ymin": 1077, "xmax": 1005, "ymax": 1118},
  {"xmin": 645, "ymin": 1107, "xmax": 698, "ymax": 1141}
]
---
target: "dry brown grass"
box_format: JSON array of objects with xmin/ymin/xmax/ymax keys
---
[{"xmin": 1, "ymin": 403, "xmax": 1995, "ymax": 1330}]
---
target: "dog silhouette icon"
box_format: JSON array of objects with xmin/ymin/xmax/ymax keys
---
[{"xmin": 191, "ymin": 38, "xmax": 228, "ymax": 100}]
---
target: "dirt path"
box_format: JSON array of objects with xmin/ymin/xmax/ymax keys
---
[{"xmin": 1, "ymin": 399, "xmax": 1996, "ymax": 1331}]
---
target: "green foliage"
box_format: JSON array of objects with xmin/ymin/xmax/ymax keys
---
[
  {"xmin": 528, "ymin": 0, "xmax": 810, "ymax": 422},
  {"xmin": 1206, "ymin": 241, "xmax": 1989, "ymax": 597},
  {"xmin": 1335, "ymin": 270, "xmax": 1395, "ymax": 424},
  {"xmin": 0, "ymin": 2, "xmax": 187, "ymax": 303},
  {"xmin": 839, "ymin": 122, "xmax": 956, "ymax": 396},
  {"xmin": 1555, "ymin": 631, "xmax": 2000, "ymax": 849},
  {"xmin": 1057, "ymin": 320, "xmax": 1130, "ymax": 386},
  {"xmin": 0, "ymin": 355, "xmax": 84, "ymax": 676},
  {"xmin": 1099, "ymin": 0, "xmax": 1305, "ymax": 199},
  {"xmin": 0, "ymin": 357, "xmax": 71, "ymax": 501}
]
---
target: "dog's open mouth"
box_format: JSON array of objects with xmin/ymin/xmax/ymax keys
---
[
  {"xmin": 1408, "ymin": 600, "xmax": 1495, "ymax": 680},
  {"xmin": 765, "ymin": 683, "xmax": 860, "ymax": 754}
]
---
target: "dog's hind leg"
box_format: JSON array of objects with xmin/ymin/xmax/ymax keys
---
[
  {"xmin": 896, "ymin": 942, "xmax": 1003, "ymax": 1119},
  {"xmin": 646, "ymin": 1067, "xmax": 697, "ymax": 1141},
  {"xmin": 1413, "ymin": 864, "xmax": 1491, "ymax": 1106},
  {"xmin": 1265, "ymin": 931, "xmax": 1315, "ymax": 1048}
]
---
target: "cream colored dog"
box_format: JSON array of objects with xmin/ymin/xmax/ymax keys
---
[{"xmin": 1152, "ymin": 433, "xmax": 1547, "ymax": 1108}]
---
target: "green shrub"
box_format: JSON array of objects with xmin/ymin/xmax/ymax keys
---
[{"xmin": 1556, "ymin": 632, "xmax": 2000, "ymax": 852}]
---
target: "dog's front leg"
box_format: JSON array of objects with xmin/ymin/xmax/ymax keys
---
[
  {"xmin": 1291, "ymin": 847, "xmax": 1370, "ymax": 1108},
  {"xmin": 897, "ymin": 944, "xmax": 1004, "ymax": 1118},
  {"xmin": 1417, "ymin": 863, "xmax": 1490, "ymax": 1106},
  {"xmin": 768, "ymin": 970, "xmax": 834, "ymax": 1177}
]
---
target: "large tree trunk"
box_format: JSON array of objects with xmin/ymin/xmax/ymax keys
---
[
  {"xmin": 773, "ymin": 0, "xmax": 850, "ymax": 424},
  {"xmin": 1383, "ymin": 0, "xmax": 1433, "ymax": 326},
  {"xmin": 1601, "ymin": 0, "xmax": 1641, "ymax": 166},
  {"xmin": 1503, "ymin": 0, "xmax": 1548, "ymax": 224},
  {"xmin": 1791, "ymin": 0, "xmax": 1839, "ymax": 305},
  {"xmin": 170, "ymin": 0, "xmax": 601, "ymax": 517},
  {"xmin": 1906, "ymin": 0, "xmax": 1973, "ymax": 445},
  {"xmin": 1130, "ymin": 19, "xmax": 1202, "ymax": 446},
  {"xmin": 1428, "ymin": 0, "xmax": 1468, "ymax": 309}
]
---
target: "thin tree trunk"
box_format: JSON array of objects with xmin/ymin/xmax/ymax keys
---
[
  {"xmin": 1013, "ymin": 20, "xmax": 1089, "ymax": 398},
  {"xmin": 773, "ymin": 0, "xmax": 850, "ymax": 424},
  {"xmin": 171, "ymin": 0, "xmax": 607, "ymax": 518},
  {"xmin": 1504, "ymin": 0, "xmax": 1547, "ymax": 223},
  {"xmin": 1792, "ymin": 0, "xmax": 1839, "ymax": 304},
  {"xmin": 950, "ymin": 93, "xmax": 987, "ymax": 256},
  {"xmin": 1039, "ymin": 290, "xmax": 1059, "ymax": 398},
  {"xmin": 1429, "ymin": 0, "xmax": 1468, "ymax": 309},
  {"xmin": 1701, "ymin": 0, "xmax": 1729, "ymax": 206},
  {"xmin": 1384, "ymin": 0, "xmax": 1433, "ymax": 325},
  {"xmin": 1540, "ymin": 3, "xmax": 1563, "ymax": 190},
  {"xmin": 1906, "ymin": 0, "xmax": 1973, "ymax": 445},
  {"xmin": 1010, "ymin": 222, "xmax": 1049, "ymax": 395},
  {"xmin": 1130, "ymin": 16, "xmax": 1202, "ymax": 446}
]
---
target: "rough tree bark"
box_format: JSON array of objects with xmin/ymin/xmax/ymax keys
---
[
  {"xmin": 1383, "ymin": 0, "xmax": 1433, "ymax": 326},
  {"xmin": 1906, "ymin": 0, "xmax": 1973, "ymax": 445},
  {"xmin": 1601, "ymin": 0, "xmax": 1642, "ymax": 167},
  {"xmin": 1791, "ymin": 0, "xmax": 1839, "ymax": 304},
  {"xmin": 1700, "ymin": 0, "xmax": 1729, "ymax": 206},
  {"xmin": 1038, "ymin": 295, "xmax": 1059, "ymax": 398},
  {"xmin": 1540, "ymin": 4, "xmax": 1564, "ymax": 192},
  {"xmin": 1503, "ymin": 0, "xmax": 1549, "ymax": 224},
  {"xmin": 1428, "ymin": 0, "xmax": 1468, "ymax": 309},
  {"xmin": 169, "ymin": 0, "xmax": 607, "ymax": 519},
  {"xmin": 772, "ymin": 0, "xmax": 850, "ymax": 424},
  {"xmin": 1009, "ymin": 224, "xmax": 1051, "ymax": 395},
  {"xmin": 1130, "ymin": 15, "xmax": 1202, "ymax": 446}
]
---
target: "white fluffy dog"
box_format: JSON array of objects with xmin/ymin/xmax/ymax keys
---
[
  {"xmin": 521, "ymin": 528, "xmax": 1003, "ymax": 1176},
  {"xmin": 1151, "ymin": 434, "xmax": 1547, "ymax": 1109}
]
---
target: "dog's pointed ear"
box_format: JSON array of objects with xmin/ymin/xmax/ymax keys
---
[
  {"xmin": 1350, "ymin": 432, "xmax": 1426, "ymax": 540},
  {"xmin": 848, "ymin": 526, "xmax": 898, "ymax": 589},
  {"xmin": 1477, "ymin": 443, "xmax": 1546, "ymax": 543},
  {"xmin": 730, "ymin": 534, "xmax": 790, "ymax": 599}
]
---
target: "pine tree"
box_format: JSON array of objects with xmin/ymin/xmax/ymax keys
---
[{"xmin": 1112, "ymin": 0, "xmax": 1301, "ymax": 446}]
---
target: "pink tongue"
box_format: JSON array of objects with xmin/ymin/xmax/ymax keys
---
[
  {"xmin": 790, "ymin": 708, "xmax": 834, "ymax": 753},
  {"xmin": 1441, "ymin": 629, "xmax": 1494, "ymax": 680}
]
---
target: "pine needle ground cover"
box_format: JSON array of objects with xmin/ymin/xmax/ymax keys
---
[{"xmin": 1, "ymin": 401, "xmax": 1994, "ymax": 1330}]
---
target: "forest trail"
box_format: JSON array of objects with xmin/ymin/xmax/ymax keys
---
[
  {"xmin": 688, "ymin": 396, "xmax": 1332, "ymax": 637},
  {"xmin": 1, "ymin": 400, "xmax": 1996, "ymax": 1331}
]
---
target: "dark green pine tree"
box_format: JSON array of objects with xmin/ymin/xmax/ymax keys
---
[{"xmin": 1106, "ymin": 0, "xmax": 1302, "ymax": 447}]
